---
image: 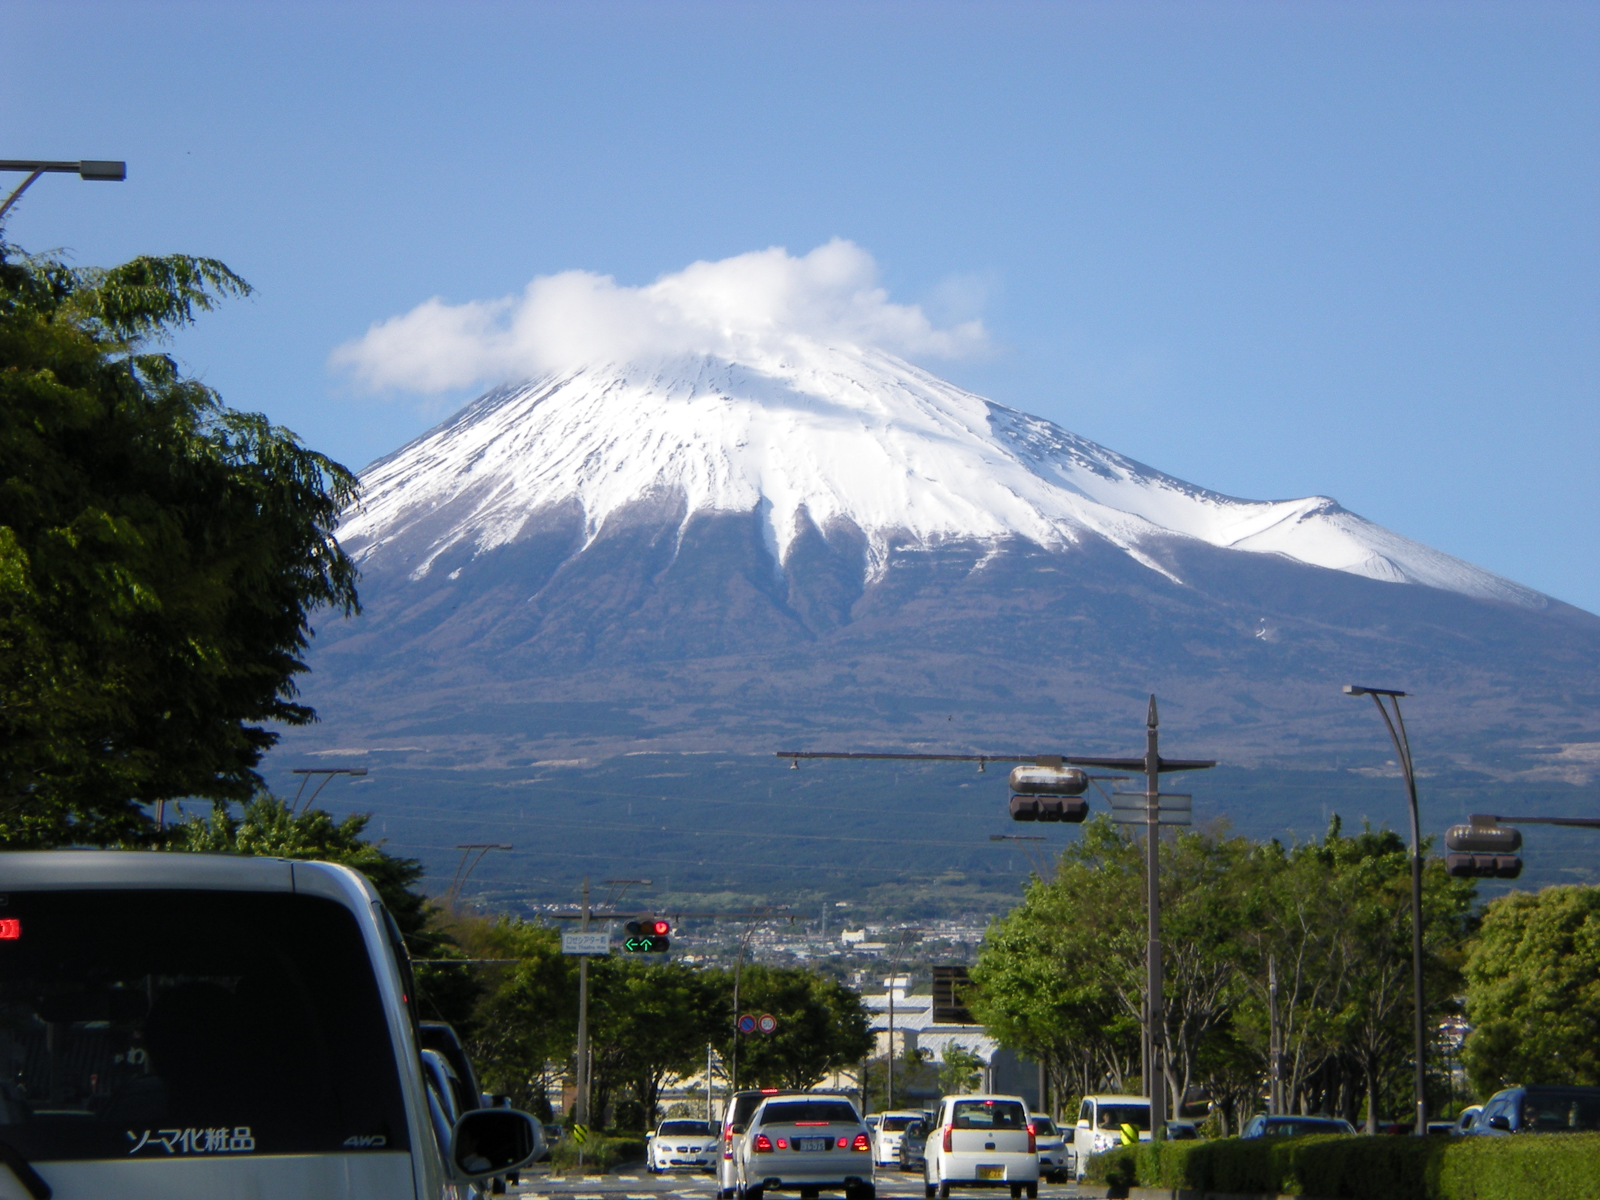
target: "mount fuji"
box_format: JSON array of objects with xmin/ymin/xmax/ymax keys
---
[{"xmin": 292, "ymin": 339, "xmax": 1600, "ymax": 781}]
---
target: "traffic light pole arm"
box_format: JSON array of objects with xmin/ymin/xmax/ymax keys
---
[
  {"xmin": 776, "ymin": 751, "xmax": 1216, "ymax": 771},
  {"xmin": 1492, "ymin": 816, "xmax": 1600, "ymax": 829}
]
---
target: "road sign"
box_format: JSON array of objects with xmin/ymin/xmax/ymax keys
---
[
  {"xmin": 757, "ymin": 1013, "xmax": 778, "ymax": 1034},
  {"xmin": 737, "ymin": 1014, "xmax": 757, "ymax": 1034},
  {"xmin": 562, "ymin": 932, "xmax": 611, "ymax": 955}
]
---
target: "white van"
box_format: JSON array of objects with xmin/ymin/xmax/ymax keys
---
[
  {"xmin": 1069, "ymin": 1095, "xmax": 1150, "ymax": 1180},
  {"xmin": 0, "ymin": 850, "xmax": 542, "ymax": 1199}
]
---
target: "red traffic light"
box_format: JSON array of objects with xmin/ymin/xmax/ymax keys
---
[{"xmin": 645, "ymin": 918, "xmax": 670, "ymax": 936}]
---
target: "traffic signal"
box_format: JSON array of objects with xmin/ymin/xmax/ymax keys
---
[
  {"xmin": 623, "ymin": 918, "xmax": 671, "ymax": 952},
  {"xmin": 1444, "ymin": 816, "xmax": 1522, "ymax": 879},
  {"xmin": 1009, "ymin": 764, "xmax": 1090, "ymax": 823}
]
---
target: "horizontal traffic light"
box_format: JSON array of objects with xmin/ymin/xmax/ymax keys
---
[
  {"xmin": 1445, "ymin": 818, "xmax": 1523, "ymax": 879},
  {"xmin": 1010, "ymin": 794, "xmax": 1089, "ymax": 823}
]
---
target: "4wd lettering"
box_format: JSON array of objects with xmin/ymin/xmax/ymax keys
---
[
  {"xmin": 344, "ymin": 1135, "xmax": 389, "ymax": 1148},
  {"xmin": 127, "ymin": 1126, "xmax": 256, "ymax": 1154}
]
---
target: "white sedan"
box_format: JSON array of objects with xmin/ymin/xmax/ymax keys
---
[{"xmin": 649, "ymin": 1119, "xmax": 719, "ymax": 1174}]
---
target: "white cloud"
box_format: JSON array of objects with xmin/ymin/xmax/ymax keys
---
[{"xmin": 330, "ymin": 239, "xmax": 988, "ymax": 394}]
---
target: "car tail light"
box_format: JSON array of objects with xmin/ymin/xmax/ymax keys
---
[
  {"xmin": 777, "ymin": 1138, "xmax": 788, "ymax": 1150},
  {"xmin": 0, "ymin": 919, "xmax": 18, "ymax": 940},
  {"xmin": 942, "ymin": 1125, "xmax": 953, "ymax": 1152},
  {"xmin": 754, "ymin": 1134, "xmax": 772, "ymax": 1153},
  {"xmin": 1027, "ymin": 1123, "xmax": 1036, "ymax": 1153},
  {"xmin": 837, "ymin": 1137, "xmax": 849, "ymax": 1148},
  {"xmin": 853, "ymin": 1133, "xmax": 870, "ymax": 1152},
  {"xmin": 724, "ymin": 1127, "xmax": 734, "ymax": 1158}
]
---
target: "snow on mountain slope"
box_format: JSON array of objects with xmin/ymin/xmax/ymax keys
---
[{"xmin": 339, "ymin": 340, "xmax": 1544, "ymax": 609}]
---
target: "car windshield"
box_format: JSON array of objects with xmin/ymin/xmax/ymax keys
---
[
  {"xmin": 0, "ymin": 888, "xmax": 408, "ymax": 1162},
  {"xmin": 1096, "ymin": 1105, "xmax": 1151, "ymax": 1131},
  {"xmin": 880, "ymin": 1115, "xmax": 918, "ymax": 1131},
  {"xmin": 1521, "ymin": 1092, "xmax": 1600, "ymax": 1132},
  {"xmin": 660, "ymin": 1121, "xmax": 713, "ymax": 1136},
  {"xmin": 952, "ymin": 1100, "xmax": 1027, "ymax": 1130},
  {"xmin": 1032, "ymin": 1118, "xmax": 1056, "ymax": 1134},
  {"xmin": 761, "ymin": 1100, "xmax": 859, "ymax": 1125}
]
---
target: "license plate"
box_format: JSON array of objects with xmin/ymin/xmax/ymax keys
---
[
  {"xmin": 796, "ymin": 1138, "xmax": 829, "ymax": 1151},
  {"xmin": 977, "ymin": 1166, "xmax": 1005, "ymax": 1180}
]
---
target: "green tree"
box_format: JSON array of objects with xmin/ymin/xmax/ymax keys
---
[
  {"xmin": 719, "ymin": 965, "xmax": 874, "ymax": 1090},
  {"xmin": 937, "ymin": 1044, "xmax": 985, "ymax": 1095},
  {"xmin": 1462, "ymin": 884, "xmax": 1600, "ymax": 1095},
  {"xmin": 0, "ymin": 245, "xmax": 358, "ymax": 846},
  {"xmin": 590, "ymin": 958, "xmax": 726, "ymax": 1129}
]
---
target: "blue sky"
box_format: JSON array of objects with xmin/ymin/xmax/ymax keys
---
[{"xmin": 7, "ymin": 1, "xmax": 1598, "ymax": 611}]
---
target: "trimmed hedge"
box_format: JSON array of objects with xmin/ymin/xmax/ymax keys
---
[
  {"xmin": 1085, "ymin": 1132, "xmax": 1600, "ymax": 1199},
  {"xmin": 550, "ymin": 1136, "xmax": 648, "ymax": 1173}
]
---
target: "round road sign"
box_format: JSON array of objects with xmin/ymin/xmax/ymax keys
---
[
  {"xmin": 737, "ymin": 1014, "xmax": 757, "ymax": 1034},
  {"xmin": 757, "ymin": 1013, "xmax": 778, "ymax": 1034}
]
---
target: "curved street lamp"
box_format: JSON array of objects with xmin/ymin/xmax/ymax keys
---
[
  {"xmin": 1343, "ymin": 684, "xmax": 1427, "ymax": 1137},
  {"xmin": 0, "ymin": 159, "xmax": 126, "ymax": 224}
]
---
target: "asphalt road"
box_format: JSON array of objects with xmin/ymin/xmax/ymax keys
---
[{"xmin": 512, "ymin": 1168, "xmax": 1095, "ymax": 1199}]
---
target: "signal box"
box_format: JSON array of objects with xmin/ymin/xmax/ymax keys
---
[
  {"xmin": 1444, "ymin": 816, "xmax": 1523, "ymax": 879},
  {"xmin": 623, "ymin": 918, "xmax": 671, "ymax": 953}
]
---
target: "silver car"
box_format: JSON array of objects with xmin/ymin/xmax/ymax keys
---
[{"xmin": 736, "ymin": 1095, "xmax": 876, "ymax": 1200}]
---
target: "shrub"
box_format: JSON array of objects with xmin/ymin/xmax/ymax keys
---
[
  {"xmin": 1087, "ymin": 1132, "xmax": 1600, "ymax": 1200},
  {"xmin": 550, "ymin": 1135, "xmax": 648, "ymax": 1173}
]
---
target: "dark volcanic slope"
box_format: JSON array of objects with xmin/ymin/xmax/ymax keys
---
[{"xmin": 288, "ymin": 506, "xmax": 1600, "ymax": 776}]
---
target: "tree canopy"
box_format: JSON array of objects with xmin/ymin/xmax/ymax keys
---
[
  {"xmin": 1462, "ymin": 884, "xmax": 1600, "ymax": 1093},
  {"xmin": 0, "ymin": 244, "xmax": 358, "ymax": 846},
  {"xmin": 970, "ymin": 815, "xmax": 1477, "ymax": 1131}
]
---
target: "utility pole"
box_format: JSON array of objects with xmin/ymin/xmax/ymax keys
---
[
  {"xmin": 575, "ymin": 876, "xmax": 592, "ymax": 1131},
  {"xmin": 1268, "ymin": 955, "xmax": 1283, "ymax": 1116},
  {"xmin": 1144, "ymin": 697, "xmax": 1163, "ymax": 1134}
]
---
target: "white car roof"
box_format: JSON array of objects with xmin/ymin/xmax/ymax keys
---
[
  {"xmin": 0, "ymin": 850, "xmax": 378, "ymax": 909},
  {"xmin": 1080, "ymin": 1095, "xmax": 1150, "ymax": 1105}
]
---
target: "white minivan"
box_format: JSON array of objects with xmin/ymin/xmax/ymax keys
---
[
  {"xmin": 1069, "ymin": 1095, "xmax": 1150, "ymax": 1181},
  {"xmin": 0, "ymin": 850, "xmax": 542, "ymax": 1199},
  {"xmin": 921, "ymin": 1095, "xmax": 1038, "ymax": 1200}
]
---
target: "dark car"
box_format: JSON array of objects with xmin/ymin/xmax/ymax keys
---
[
  {"xmin": 897, "ymin": 1119, "xmax": 927, "ymax": 1172},
  {"xmin": 1239, "ymin": 1115, "xmax": 1356, "ymax": 1138},
  {"xmin": 1468, "ymin": 1086, "xmax": 1600, "ymax": 1135}
]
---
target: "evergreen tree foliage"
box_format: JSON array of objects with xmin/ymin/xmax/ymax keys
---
[
  {"xmin": 1462, "ymin": 884, "xmax": 1600, "ymax": 1093},
  {"xmin": 0, "ymin": 243, "xmax": 358, "ymax": 846}
]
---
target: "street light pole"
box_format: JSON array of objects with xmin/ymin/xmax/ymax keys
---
[
  {"xmin": 1344, "ymin": 685, "xmax": 1428, "ymax": 1137},
  {"xmin": 885, "ymin": 930, "xmax": 917, "ymax": 1111},
  {"xmin": 0, "ymin": 159, "xmax": 126, "ymax": 224}
]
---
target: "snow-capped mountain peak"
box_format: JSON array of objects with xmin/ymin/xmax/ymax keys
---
[{"xmin": 338, "ymin": 341, "xmax": 1541, "ymax": 609}]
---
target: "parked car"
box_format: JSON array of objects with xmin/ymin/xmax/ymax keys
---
[
  {"xmin": 897, "ymin": 1119, "xmax": 928, "ymax": 1172},
  {"xmin": 1029, "ymin": 1114, "xmax": 1069, "ymax": 1183},
  {"xmin": 1070, "ymin": 1095, "xmax": 1150, "ymax": 1180},
  {"xmin": 922, "ymin": 1094, "xmax": 1039, "ymax": 1200},
  {"xmin": 719, "ymin": 1089, "xmax": 795, "ymax": 1199},
  {"xmin": 1467, "ymin": 1086, "xmax": 1600, "ymax": 1135},
  {"xmin": 1453, "ymin": 1106, "xmax": 1482, "ymax": 1135},
  {"xmin": 1239, "ymin": 1115, "xmax": 1357, "ymax": 1138},
  {"xmin": 734, "ymin": 1094, "xmax": 875, "ymax": 1200},
  {"xmin": 0, "ymin": 850, "xmax": 542, "ymax": 1198},
  {"xmin": 650, "ymin": 1118, "xmax": 718, "ymax": 1173},
  {"xmin": 870, "ymin": 1110, "xmax": 924, "ymax": 1168}
]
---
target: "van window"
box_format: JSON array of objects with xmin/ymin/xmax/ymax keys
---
[
  {"xmin": 1520, "ymin": 1092, "xmax": 1600, "ymax": 1133},
  {"xmin": 1095, "ymin": 1104, "xmax": 1150, "ymax": 1132},
  {"xmin": 951, "ymin": 1100, "xmax": 1027, "ymax": 1130},
  {"xmin": 1077, "ymin": 1101, "xmax": 1092, "ymax": 1125},
  {"xmin": 0, "ymin": 889, "xmax": 409, "ymax": 1162}
]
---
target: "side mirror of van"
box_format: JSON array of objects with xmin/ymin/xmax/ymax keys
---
[
  {"xmin": 450, "ymin": 1108, "xmax": 542, "ymax": 1180},
  {"xmin": 1487, "ymin": 1115, "xmax": 1511, "ymax": 1132}
]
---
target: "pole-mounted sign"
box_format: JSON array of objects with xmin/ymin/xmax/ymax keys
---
[{"xmin": 562, "ymin": 931, "xmax": 610, "ymax": 956}]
